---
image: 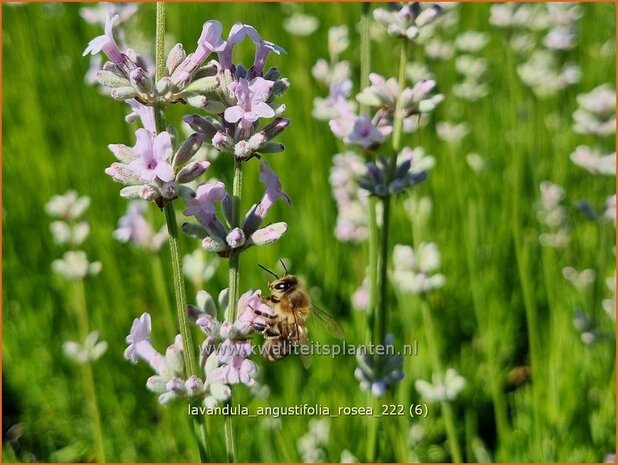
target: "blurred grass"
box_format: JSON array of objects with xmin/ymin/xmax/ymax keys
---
[{"xmin": 2, "ymin": 2, "xmax": 616, "ymax": 463}]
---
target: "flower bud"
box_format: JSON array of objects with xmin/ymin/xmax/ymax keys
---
[
  {"xmin": 184, "ymin": 75, "xmax": 220, "ymax": 94},
  {"xmin": 166, "ymin": 43, "xmax": 187, "ymax": 75},
  {"xmin": 173, "ymin": 133, "xmax": 206, "ymax": 169},
  {"xmin": 212, "ymin": 131, "xmax": 234, "ymax": 152},
  {"xmin": 96, "ymin": 70, "xmax": 130, "ymax": 88},
  {"xmin": 176, "ymin": 160, "xmax": 210, "ymax": 184},
  {"xmin": 184, "ymin": 114, "xmax": 219, "ymax": 139},
  {"xmin": 111, "ymin": 86, "xmax": 138, "ymax": 100}
]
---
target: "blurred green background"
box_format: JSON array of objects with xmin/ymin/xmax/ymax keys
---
[{"xmin": 2, "ymin": 2, "xmax": 616, "ymax": 462}]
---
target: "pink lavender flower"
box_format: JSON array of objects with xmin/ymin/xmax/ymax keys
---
[
  {"xmin": 183, "ymin": 161, "xmax": 289, "ymax": 255},
  {"xmin": 224, "ymin": 77, "xmax": 275, "ymax": 132},
  {"xmin": 82, "ymin": 13, "xmax": 125, "ymax": 66},
  {"xmin": 170, "ymin": 20, "xmax": 225, "ymax": 87},
  {"xmin": 329, "ymin": 152, "xmax": 369, "ymax": 243},
  {"xmin": 127, "ymin": 129, "xmax": 174, "ymax": 182},
  {"xmin": 113, "ymin": 201, "xmax": 168, "ymax": 251},
  {"xmin": 124, "ymin": 313, "xmax": 166, "ymax": 370},
  {"xmin": 213, "ymin": 340, "xmax": 257, "ymax": 385},
  {"xmin": 373, "ymin": 2, "xmax": 442, "ymax": 40},
  {"xmin": 345, "ymin": 115, "xmax": 385, "ymax": 149},
  {"xmin": 218, "ymin": 23, "xmax": 261, "ymax": 70}
]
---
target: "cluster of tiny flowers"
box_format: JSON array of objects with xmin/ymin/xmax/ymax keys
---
[
  {"xmin": 113, "ymin": 200, "xmax": 168, "ymax": 252},
  {"xmin": 182, "ymin": 161, "xmax": 289, "ymax": 256},
  {"xmin": 415, "ymin": 368, "xmax": 466, "ymax": 402},
  {"xmin": 572, "ymin": 85, "xmax": 616, "ymax": 137},
  {"xmin": 125, "ymin": 289, "xmax": 274, "ymax": 406},
  {"xmin": 329, "ymin": 152, "xmax": 370, "ymax": 242},
  {"xmin": 46, "ymin": 191, "xmax": 106, "ymax": 364},
  {"xmin": 86, "ymin": 18, "xmax": 290, "ymax": 206},
  {"xmin": 452, "ymin": 31, "xmax": 490, "ymax": 101},
  {"xmin": 46, "ymin": 191, "xmax": 102, "ymax": 280},
  {"xmin": 392, "ymin": 242, "xmax": 445, "ymax": 294},
  {"xmin": 297, "ymin": 419, "xmax": 331, "ymax": 463},
  {"xmin": 312, "ymin": 8, "xmax": 442, "ymax": 244},
  {"xmin": 490, "ymin": 3, "xmax": 582, "ymax": 98},
  {"xmin": 282, "ymin": 11, "xmax": 319, "ymax": 37},
  {"xmin": 355, "ymin": 334, "xmax": 404, "ymax": 396},
  {"xmin": 536, "ymin": 181, "xmax": 570, "ymax": 248}
]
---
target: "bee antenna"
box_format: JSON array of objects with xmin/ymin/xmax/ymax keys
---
[
  {"xmin": 279, "ymin": 259, "xmax": 289, "ymax": 276},
  {"xmin": 258, "ymin": 263, "xmax": 279, "ymax": 280}
]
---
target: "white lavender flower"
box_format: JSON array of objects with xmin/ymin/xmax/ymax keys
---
[
  {"xmin": 415, "ymin": 368, "xmax": 466, "ymax": 402},
  {"xmin": 282, "ymin": 13, "xmax": 319, "ymax": 36},
  {"xmin": 52, "ymin": 251, "xmax": 102, "ymax": 280},
  {"xmin": 573, "ymin": 85, "xmax": 616, "ymax": 136},
  {"xmin": 569, "ymin": 146, "xmax": 615, "ymax": 176},
  {"xmin": 392, "ymin": 243, "xmax": 445, "ymax": 294},
  {"xmin": 537, "ymin": 181, "xmax": 570, "ymax": 248},
  {"xmin": 63, "ymin": 331, "xmax": 108, "ymax": 364}
]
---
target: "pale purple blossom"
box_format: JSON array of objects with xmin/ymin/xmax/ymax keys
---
[
  {"xmin": 124, "ymin": 313, "xmax": 165, "ymax": 369},
  {"xmin": 82, "ymin": 13, "xmax": 124, "ymax": 65},
  {"xmin": 345, "ymin": 115, "xmax": 385, "ymax": 149},
  {"xmin": 218, "ymin": 23, "xmax": 261, "ymax": 70},
  {"xmin": 213, "ymin": 339, "xmax": 257, "ymax": 385},
  {"xmin": 224, "ymin": 77, "xmax": 275, "ymax": 132},
  {"xmin": 113, "ymin": 201, "xmax": 168, "ymax": 251},
  {"xmin": 127, "ymin": 129, "xmax": 174, "ymax": 182}
]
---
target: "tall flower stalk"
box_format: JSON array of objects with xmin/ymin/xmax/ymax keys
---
[
  {"xmin": 46, "ymin": 191, "xmax": 106, "ymax": 462},
  {"xmin": 84, "ymin": 3, "xmax": 290, "ymax": 461}
]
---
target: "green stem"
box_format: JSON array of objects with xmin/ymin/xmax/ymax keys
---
[
  {"xmin": 360, "ymin": 5, "xmax": 381, "ymax": 461},
  {"xmin": 392, "ymin": 38, "xmax": 408, "ymax": 154},
  {"xmin": 155, "ymin": 4, "xmax": 208, "ymax": 461},
  {"xmin": 223, "ymin": 158, "xmax": 243, "ymax": 463},
  {"xmin": 226, "ymin": 158, "xmax": 243, "ymax": 322},
  {"xmin": 420, "ymin": 300, "xmax": 463, "ymax": 463},
  {"xmin": 163, "ymin": 205, "xmax": 198, "ymax": 377},
  {"xmin": 152, "ymin": 254, "xmax": 177, "ymax": 341},
  {"xmin": 74, "ymin": 280, "xmax": 106, "ymax": 462}
]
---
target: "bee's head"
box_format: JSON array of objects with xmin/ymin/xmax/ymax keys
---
[{"xmin": 269, "ymin": 275, "xmax": 298, "ymax": 294}]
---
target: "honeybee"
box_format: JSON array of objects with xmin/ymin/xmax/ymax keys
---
[{"xmin": 252, "ymin": 263, "xmax": 345, "ymax": 365}]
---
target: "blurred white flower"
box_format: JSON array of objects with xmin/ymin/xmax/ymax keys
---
[
  {"xmin": 404, "ymin": 195, "xmax": 433, "ymax": 228},
  {"xmin": 573, "ymin": 85, "xmax": 616, "ymax": 136},
  {"xmin": 393, "ymin": 243, "xmax": 445, "ymax": 294},
  {"xmin": 425, "ymin": 37, "xmax": 454, "ymax": 60},
  {"xmin": 465, "ymin": 153, "xmax": 488, "ymax": 173},
  {"xmin": 454, "ymin": 31, "xmax": 488, "ymax": 52},
  {"xmin": 406, "ymin": 62, "xmax": 434, "ymax": 82},
  {"xmin": 415, "ymin": 368, "xmax": 466, "ymax": 402},
  {"xmin": 518, "ymin": 51, "xmax": 580, "ymax": 98},
  {"xmin": 562, "ymin": 266, "xmax": 596, "ymax": 292},
  {"xmin": 283, "ymin": 13, "xmax": 319, "ymax": 36},
  {"xmin": 63, "ymin": 330, "xmax": 108, "ymax": 364},
  {"xmin": 455, "ymin": 55, "xmax": 487, "ymax": 79},
  {"xmin": 569, "ymin": 146, "xmax": 616, "ymax": 176},
  {"xmin": 297, "ymin": 419, "xmax": 330, "ymax": 463},
  {"xmin": 52, "ymin": 251, "xmax": 102, "ymax": 280},
  {"xmin": 45, "ymin": 190, "xmax": 91, "ymax": 220},
  {"xmin": 544, "ymin": 25, "xmax": 576, "ymax": 50},
  {"xmin": 50, "ymin": 220, "xmax": 90, "ymax": 246},
  {"xmin": 328, "ymin": 25, "xmax": 349, "ymax": 58},
  {"xmin": 183, "ymin": 249, "xmax": 219, "ymax": 285},
  {"xmin": 452, "ymin": 79, "xmax": 489, "ymax": 101},
  {"xmin": 436, "ymin": 121, "xmax": 468, "ymax": 143},
  {"xmin": 340, "ymin": 449, "xmax": 358, "ymax": 463},
  {"xmin": 603, "ymin": 274, "xmax": 616, "ymax": 322},
  {"xmin": 312, "ymin": 59, "xmax": 351, "ymax": 86}
]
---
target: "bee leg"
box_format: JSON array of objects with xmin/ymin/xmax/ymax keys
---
[{"xmin": 251, "ymin": 322, "xmax": 280, "ymax": 338}]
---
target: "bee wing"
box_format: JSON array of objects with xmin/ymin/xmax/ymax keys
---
[{"xmin": 308, "ymin": 305, "xmax": 345, "ymax": 339}]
